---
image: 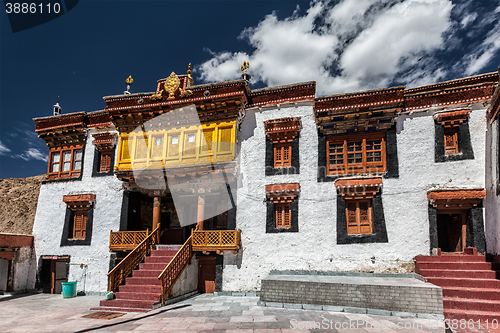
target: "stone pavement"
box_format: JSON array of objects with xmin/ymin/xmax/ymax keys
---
[{"xmin": 0, "ymin": 292, "xmax": 477, "ymax": 333}]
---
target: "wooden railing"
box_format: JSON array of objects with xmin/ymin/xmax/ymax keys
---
[
  {"xmin": 192, "ymin": 229, "xmax": 241, "ymax": 253},
  {"xmin": 109, "ymin": 229, "xmax": 150, "ymax": 252},
  {"xmin": 107, "ymin": 225, "xmax": 160, "ymax": 292},
  {"xmin": 158, "ymin": 235, "xmax": 193, "ymax": 305}
]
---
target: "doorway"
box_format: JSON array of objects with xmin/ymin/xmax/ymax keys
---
[
  {"xmin": 39, "ymin": 256, "xmax": 68, "ymax": 294},
  {"xmin": 437, "ymin": 211, "xmax": 466, "ymax": 253},
  {"xmin": 198, "ymin": 256, "xmax": 216, "ymax": 294}
]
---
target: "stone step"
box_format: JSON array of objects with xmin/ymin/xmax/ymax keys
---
[
  {"xmin": 443, "ymin": 287, "xmax": 500, "ymax": 301},
  {"xmin": 144, "ymin": 256, "xmax": 174, "ymax": 263},
  {"xmin": 415, "ymin": 255, "xmax": 486, "ymax": 263},
  {"xmin": 119, "ymin": 284, "xmax": 161, "ymax": 294},
  {"xmin": 99, "ymin": 299, "xmax": 157, "ymax": 310},
  {"xmin": 125, "ymin": 276, "xmax": 161, "ymax": 286},
  {"xmin": 426, "ymin": 277, "xmax": 500, "ymax": 289},
  {"xmin": 416, "ymin": 262, "xmax": 499, "ymax": 271},
  {"xmin": 444, "ymin": 308, "xmax": 500, "ymax": 322},
  {"xmin": 444, "ymin": 297, "xmax": 500, "ymax": 312},
  {"xmin": 139, "ymin": 262, "xmax": 168, "ymax": 270},
  {"xmin": 420, "ymin": 269, "xmax": 498, "ymax": 279},
  {"xmin": 132, "ymin": 269, "xmax": 163, "ymax": 278},
  {"xmin": 114, "ymin": 292, "xmax": 160, "ymax": 302},
  {"xmin": 155, "ymin": 245, "xmax": 182, "ymax": 251},
  {"xmin": 150, "ymin": 250, "xmax": 178, "ymax": 257},
  {"xmin": 90, "ymin": 306, "xmax": 149, "ymax": 313}
]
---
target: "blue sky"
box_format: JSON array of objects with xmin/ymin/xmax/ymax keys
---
[{"xmin": 1, "ymin": 0, "xmax": 499, "ymax": 179}]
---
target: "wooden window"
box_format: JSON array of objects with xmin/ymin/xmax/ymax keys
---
[
  {"xmin": 346, "ymin": 199, "xmax": 373, "ymax": 235},
  {"xmin": 327, "ymin": 132, "xmax": 386, "ymax": 176},
  {"xmin": 48, "ymin": 145, "xmax": 83, "ymax": 180},
  {"xmin": 444, "ymin": 127, "xmax": 459, "ymax": 155},
  {"xmin": 275, "ymin": 203, "xmax": 291, "ymax": 228},
  {"xmin": 72, "ymin": 211, "xmax": 88, "ymax": 239},
  {"xmin": 274, "ymin": 143, "xmax": 292, "ymax": 168},
  {"xmin": 99, "ymin": 152, "xmax": 112, "ymax": 172}
]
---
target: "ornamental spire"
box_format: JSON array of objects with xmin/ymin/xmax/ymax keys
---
[{"xmin": 124, "ymin": 75, "xmax": 134, "ymax": 95}]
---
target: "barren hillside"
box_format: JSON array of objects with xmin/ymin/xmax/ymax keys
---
[{"xmin": 0, "ymin": 175, "xmax": 45, "ymax": 235}]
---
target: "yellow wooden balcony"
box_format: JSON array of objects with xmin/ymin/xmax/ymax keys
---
[
  {"xmin": 191, "ymin": 229, "xmax": 241, "ymax": 254},
  {"xmin": 109, "ymin": 230, "xmax": 151, "ymax": 252}
]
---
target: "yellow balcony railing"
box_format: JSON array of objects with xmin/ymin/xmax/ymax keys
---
[
  {"xmin": 109, "ymin": 229, "xmax": 150, "ymax": 252},
  {"xmin": 191, "ymin": 229, "xmax": 241, "ymax": 254}
]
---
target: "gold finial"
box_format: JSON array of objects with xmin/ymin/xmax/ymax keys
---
[
  {"xmin": 164, "ymin": 72, "xmax": 181, "ymax": 99},
  {"xmin": 125, "ymin": 75, "xmax": 134, "ymax": 94},
  {"xmin": 187, "ymin": 63, "xmax": 194, "ymax": 86},
  {"xmin": 240, "ymin": 61, "xmax": 250, "ymax": 73}
]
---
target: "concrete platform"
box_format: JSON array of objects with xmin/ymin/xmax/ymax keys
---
[
  {"xmin": 260, "ymin": 273, "xmax": 444, "ymax": 318},
  {"xmin": 0, "ymin": 292, "xmax": 452, "ymax": 332}
]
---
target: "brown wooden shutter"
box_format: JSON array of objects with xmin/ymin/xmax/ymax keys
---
[
  {"xmin": 274, "ymin": 144, "xmax": 292, "ymax": 168},
  {"xmin": 275, "ymin": 203, "xmax": 291, "ymax": 228},
  {"xmin": 346, "ymin": 200, "xmax": 372, "ymax": 235},
  {"xmin": 73, "ymin": 211, "xmax": 87, "ymax": 239},
  {"xmin": 346, "ymin": 202, "xmax": 358, "ymax": 234},
  {"xmin": 274, "ymin": 146, "xmax": 283, "ymax": 167},
  {"xmin": 444, "ymin": 127, "xmax": 458, "ymax": 155},
  {"xmin": 100, "ymin": 152, "xmax": 112, "ymax": 172},
  {"xmin": 358, "ymin": 201, "xmax": 372, "ymax": 234}
]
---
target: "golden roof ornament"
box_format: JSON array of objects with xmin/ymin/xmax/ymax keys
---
[
  {"xmin": 187, "ymin": 63, "xmax": 194, "ymax": 86},
  {"xmin": 164, "ymin": 72, "xmax": 180, "ymax": 99},
  {"xmin": 241, "ymin": 61, "xmax": 251, "ymax": 81},
  {"xmin": 124, "ymin": 75, "xmax": 134, "ymax": 95}
]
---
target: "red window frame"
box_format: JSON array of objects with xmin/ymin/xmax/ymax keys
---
[
  {"xmin": 48, "ymin": 145, "xmax": 83, "ymax": 180},
  {"xmin": 345, "ymin": 199, "xmax": 373, "ymax": 235},
  {"xmin": 327, "ymin": 132, "xmax": 386, "ymax": 176}
]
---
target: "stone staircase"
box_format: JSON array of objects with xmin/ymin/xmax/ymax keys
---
[
  {"xmin": 93, "ymin": 245, "xmax": 181, "ymax": 312},
  {"xmin": 416, "ymin": 249, "xmax": 500, "ymax": 322}
]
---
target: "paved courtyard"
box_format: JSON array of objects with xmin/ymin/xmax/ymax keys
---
[{"xmin": 0, "ymin": 292, "xmax": 476, "ymax": 333}]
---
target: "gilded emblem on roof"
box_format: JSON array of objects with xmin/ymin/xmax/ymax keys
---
[{"xmin": 164, "ymin": 72, "xmax": 180, "ymax": 99}]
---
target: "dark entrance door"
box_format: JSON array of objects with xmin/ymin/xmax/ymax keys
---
[
  {"xmin": 437, "ymin": 211, "xmax": 466, "ymax": 253},
  {"xmin": 198, "ymin": 257, "xmax": 216, "ymax": 294}
]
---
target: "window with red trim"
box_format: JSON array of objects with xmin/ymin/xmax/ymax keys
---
[
  {"xmin": 327, "ymin": 132, "xmax": 386, "ymax": 176},
  {"xmin": 346, "ymin": 199, "xmax": 373, "ymax": 235},
  {"xmin": 48, "ymin": 145, "xmax": 83, "ymax": 179}
]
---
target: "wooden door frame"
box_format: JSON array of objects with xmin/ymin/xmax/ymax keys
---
[{"xmin": 436, "ymin": 209, "xmax": 466, "ymax": 253}]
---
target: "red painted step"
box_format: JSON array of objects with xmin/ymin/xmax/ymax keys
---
[
  {"xmin": 443, "ymin": 287, "xmax": 500, "ymax": 301},
  {"xmin": 92, "ymin": 245, "xmax": 178, "ymax": 313},
  {"xmin": 416, "ymin": 251, "xmax": 500, "ymax": 323},
  {"xmin": 417, "ymin": 262, "xmax": 499, "ymax": 271},
  {"xmin": 416, "ymin": 254, "xmax": 486, "ymax": 262},
  {"xmin": 444, "ymin": 308, "xmax": 500, "ymax": 323},
  {"xmin": 419, "ymin": 269, "xmax": 497, "ymax": 279}
]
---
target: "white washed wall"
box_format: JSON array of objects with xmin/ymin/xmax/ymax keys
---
[
  {"xmin": 485, "ymin": 117, "xmax": 500, "ymax": 255},
  {"xmin": 223, "ymin": 102, "xmax": 488, "ymax": 292},
  {"xmin": 32, "ymin": 129, "xmax": 123, "ymax": 294}
]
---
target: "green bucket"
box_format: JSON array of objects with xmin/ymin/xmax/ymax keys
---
[{"xmin": 62, "ymin": 281, "xmax": 77, "ymax": 298}]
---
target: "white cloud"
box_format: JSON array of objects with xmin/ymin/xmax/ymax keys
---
[
  {"xmin": 0, "ymin": 141, "xmax": 11, "ymax": 155},
  {"xmin": 197, "ymin": 0, "xmax": 454, "ymax": 96},
  {"xmin": 464, "ymin": 18, "xmax": 500, "ymax": 75},
  {"xmin": 16, "ymin": 148, "xmax": 48, "ymax": 162},
  {"xmin": 460, "ymin": 12, "xmax": 477, "ymax": 27}
]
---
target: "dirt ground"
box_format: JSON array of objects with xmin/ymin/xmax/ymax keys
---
[{"xmin": 0, "ymin": 175, "xmax": 45, "ymax": 235}]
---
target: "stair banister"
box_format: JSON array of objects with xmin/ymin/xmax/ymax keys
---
[
  {"xmin": 158, "ymin": 234, "xmax": 193, "ymax": 306},
  {"xmin": 107, "ymin": 224, "xmax": 160, "ymax": 292}
]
